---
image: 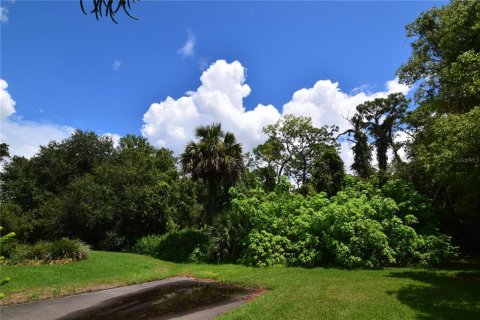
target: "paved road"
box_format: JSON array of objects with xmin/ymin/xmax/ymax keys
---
[{"xmin": 0, "ymin": 277, "xmax": 249, "ymax": 320}]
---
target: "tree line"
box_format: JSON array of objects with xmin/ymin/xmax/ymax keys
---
[{"xmin": 0, "ymin": 0, "xmax": 478, "ymax": 263}]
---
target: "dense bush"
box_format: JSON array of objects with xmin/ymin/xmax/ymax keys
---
[
  {"xmin": 0, "ymin": 238, "xmax": 19, "ymax": 259},
  {"xmin": 0, "ymin": 227, "xmax": 15, "ymax": 299},
  {"xmin": 208, "ymin": 208, "xmax": 252, "ymax": 263},
  {"xmin": 133, "ymin": 229, "xmax": 209, "ymax": 262},
  {"xmin": 0, "ymin": 133, "xmax": 202, "ymax": 249},
  {"xmin": 9, "ymin": 238, "xmax": 90, "ymax": 263},
  {"xmin": 228, "ymin": 177, "xmax": 457, "ymax": 268}
]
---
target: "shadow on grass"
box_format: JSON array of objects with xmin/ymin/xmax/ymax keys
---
[{"xmin": 386, "ymin": 263, "xmax": 480, "ymax": 320}]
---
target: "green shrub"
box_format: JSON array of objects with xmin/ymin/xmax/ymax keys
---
[
  {"xmin": 133, "ymin": 229, "xmax": 209, "ymax": 262},
  {"xmin": 0, "ymin": 226, "xmax": 15, "ymax": 299},
  {"xmin": 12, "ymin": 241, "xmax": 52, "ymax": 262},
  {"xmin": 319, "ymin": 198, "xmax": 396, "ymax": 268},
  {"xmin": 49, "ymin": 238, "xmax": 90, "ymax": 260},
  {"xmin": 132, "ymin": 235, "xmax": 163, "ymax": 257},
  {"xmin": 208, "ymin": 209, "xmax": 252, "ymax": 263},
  {"xmin": 98, "ymin": 231, "xmax": 127, "ymax": 251},
  {"xmin": 187, "ymin": 246, "xmax": 208, "ymax": 263},
  {"xmin": 418, "ymin": 234, "xmax": 459, "ymax": 265},
  {"xmin": 10, "ymin": 238, "xmax": 90, "ymax": 263},
  {"xmin": 229, "ymin": 177, "xmax": 458, "ymax": 268},
  {"xmin": 242, "ymin": 230, "xmax": 289, "ymax": 267},
  {"xmin": 0, "ymin": 238, "xmax": 19, "ymax": 259}
]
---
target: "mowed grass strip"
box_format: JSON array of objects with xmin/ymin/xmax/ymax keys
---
[{"xmin": 1, "ymin": 251, "xmax": 479, "ymax": 320}]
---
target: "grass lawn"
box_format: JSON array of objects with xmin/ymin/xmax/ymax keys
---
[{"xmin": 1, "ymin": 251, "xmax": 479, "ymax": 320}]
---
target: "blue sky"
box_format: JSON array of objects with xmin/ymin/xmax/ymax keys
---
[{"xmin": 0, "ymin": 0, "xmax": 445, "ymax": 165}]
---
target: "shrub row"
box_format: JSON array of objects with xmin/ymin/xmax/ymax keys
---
[
  {"xmin": 131, "ymin": 178, "xmax": 458, "ymax": 269},
  {"xmin": 132, "ymin": 229, "xmax": 209, "ymax": 263},
  {"xmin": 217, "ymin": 177, "xmax": 457, "ymax": 268},
  {"xmin": 7, "ymin": 238, "xmax": 90, "ymax": 264}
]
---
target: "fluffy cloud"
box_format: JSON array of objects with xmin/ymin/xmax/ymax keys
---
[
  {"xmin": 142, "ymin": 60, "xmax": 410, "ymax": 171},
  {"xmin": 1, "ymin": 120, "xmax": 75, "ymax": 159},
  {"xmin": 283, "ymin": 77, "xmax": 410, "ymax": 135},
  {"xmin": 142, "ymin": 60, "xmax": 281, "ymax": 153},
  {"xmin": 0, "ymin": 79, "xmax": 15, "ymax": 119},
  {"xmin": 282, "ymin": 77, "xmax": 410, "ymax": 170},
  {"xmin": 386, "ymin": 78, "xmax": 410, "ymax": 95},
  {"xmin": 0, "ymin": 79, "xmax": 74, "ymax": 158},
  {"xmin": 177, "ymin": 29, "xmax": 196, "ymax": 57}
]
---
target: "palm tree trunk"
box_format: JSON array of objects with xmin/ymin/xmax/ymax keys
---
[{"xmin": 206, "ymin": 177, "xmax": 218, "ymax": 224}]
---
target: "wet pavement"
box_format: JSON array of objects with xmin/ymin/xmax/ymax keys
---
[{"xmin": 0, "ymin": 277, "xmax": 257, "ymax": 320}]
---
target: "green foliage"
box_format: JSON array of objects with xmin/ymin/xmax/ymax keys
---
[
  {"xmin": 354, "ymin": 93, "xmax": 410, "ymax": 172},
  {"xmin": 310, "ymin": 145, "xmax": 345, "ymax": 196},
  {"xmin": 132, "ymin": 235, "xmax": 164, "ymax": 257},
  {"xmin": 0, "ymin": 131, "xmax": 116, "ymax": 242},
  {"xmin": 2, "ymin": 251, "xmax": 479, "ymax": 319},
  {"xmin": 30, "ymin": 130, "xmax": 116, "ymax": 195},
  {"xmin": 397, "ymin": 0, "xmax": 480, "ymax": 113},
  {"xmin": 187, "ymin": 246, "xmax": 208, "ymax": 263},
  {"xmin": 11, "ymin": 241, "xmax": 52, "ymax": 262},
  {"xmin": 0, "ymin": 227, "xmax": 15, "ymax": 299},
  {"xmin": 133, "ymin": 229, "xmax": 209, "ymax": 262},
  {"xmin": 208, "ymin": 208, "xmax": 252, "ymax": 263},
  {"xmin": 9, "ymin": 238, "xmax": 90, "ymax": 264},
  {"xmin": 408, "ymin": 107, "xmax": 480, "ymax": 252},
  {"xmin": 0, "ymin": 203, "xmax": 35, "ymax": 245},
  {"xmin": 381, "ymin": 179, "xmax": 437, "ymax": 233},
  {"xmin": 49, "ymin": 238, "xmax": 90, "ymax": 260},
  {"xmin": 349, "ymin": 114, "xmax": 374, "ymax": 178},
  {"xmin": 318, "ymin": 194, "xmax": 396, "ymax": 268},
  {"xmin": 242, "ymin": 230, "xmax": 289, "ymax": 267},
  {"xmin": 181, "ymin": 123, "xmax": 244, "ymax": 222},
  {"xmin": 396, "ymin": 1, "xmax": 480, "ymax": 253},
  {"xmin": 0, "ymin": 143, "xmax": 9, "ymax": 161},
  {"xmin": 253, "ymin": 115, "xmax": 339, "ymax": 187},
  {"xmin": 0, "ymin": 133, "xmax": 200, "ymax": 249},
  {"xmin": 229, "ymin": 177, "xmax": 456, "ymax": 268}
]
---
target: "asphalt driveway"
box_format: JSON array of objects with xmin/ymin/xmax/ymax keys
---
[{"xmin": 0, "ymin": 276, "xmax": 252, "ymax": 320}]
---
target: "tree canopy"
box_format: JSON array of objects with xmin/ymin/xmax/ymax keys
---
[
  {"xmin": 253, "ymin": 115, "xmax": 339, "ymax": 187},
  {"xmin": 180, "ymin": 123, "xmax": 244, "ymax": 222},
  {"xmin": 397, "ymin": 0, "xmax": 480, "ymax": 114}
]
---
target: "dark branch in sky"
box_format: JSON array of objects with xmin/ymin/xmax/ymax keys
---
[{"xmin": 80, "ymin": 0, "xmax": 139, "ymax": 24}]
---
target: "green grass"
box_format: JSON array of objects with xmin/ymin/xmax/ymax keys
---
[{"xmin": 1, "ymin": 251, "xmax": 479, "ymax": 320}]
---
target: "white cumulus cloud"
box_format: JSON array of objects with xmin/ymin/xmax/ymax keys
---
[
  {"xmin": 1, "ymin": 120, "xmax": 75, "ymax": 159},
  {"xmin": 386, "ymin": 77, "xmax": 410, "ymax": 95},
  {"xmin": 141, "ymin": 60, "xmax": 411, "ymax": 171},
  {"xmin": 0, "ymin": 79, "xmax": 74, "ymax": 158},
  {"xmin": 283, "ymin": 78, "xmax": 410, "ymax": 135},
  {"xmin": 0, "ymin": 79, "xmax": 16, "ymax": 119},
  {"xmin": 142, "ymin": 60, "xmax": 281, "ymax": 153},
  {"xmin": 177, "ymin": 29, "xmax": 196, "ymax": 57}
]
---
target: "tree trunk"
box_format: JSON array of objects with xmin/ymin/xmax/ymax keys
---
[{"xmin": 206, "ymin": 177, "xmax": 218, "ymax": 224}]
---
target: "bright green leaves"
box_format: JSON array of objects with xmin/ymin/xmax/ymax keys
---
[
  {"xmin": 231, "ymin": 178, "xmax": 457, "ymax": 269},
  {"xmin": 398, "ymin": 0, "xmax": 480, "ymax": 113}
]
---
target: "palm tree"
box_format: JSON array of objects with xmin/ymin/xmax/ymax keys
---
[{"xmin": 181, "ymin": 123, "xmax": 244, "ymax": 222}]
